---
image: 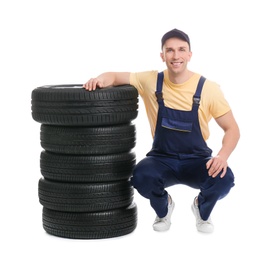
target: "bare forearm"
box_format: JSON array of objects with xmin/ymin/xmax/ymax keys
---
[
  {"xmin": 207, "ymin": 111, "xmax": 240, "ymax": 178},
  {"xmin": 217, "ymin": 127, "xmax": 240, "ymax": 161},
  {"xmin": 207, "ymin": 127, "xmax": 240, "ymax": 178},
  {"xmin": 96, "ymin": 72, "xmax": 116, "ymax": 87}
]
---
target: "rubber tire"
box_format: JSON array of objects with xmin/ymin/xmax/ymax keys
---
[
  {"xmin": 31, "ymin": 85, "xmax": 138, "ymax": 126},
  {"xmin": 42, "ymin": 202, "xmax": 137, "ymax": 239},
  {"xmin": 40, "ymin": 150, "xmax": 136, "ymax": 183},
  {"xmin": 38, "ymin": 178, "xmax": 134, "ymax": 212},
  {"xmin": 40, "ymin": 123, "xmax": 136, "ymax": 155}
]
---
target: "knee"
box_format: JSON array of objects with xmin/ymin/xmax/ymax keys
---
[
  {"xmin": 218, "ymin": 167, "xmax": 235, "ymax": 198},
  {"xmin": 223, "ymin": 167, "xmax": 235, "ymax": 187},
  {"xmin": 130, "ymin": 158, "xmax": 164, "ymax": 196},
  {"xmin": 130, "ymin": 163, "xmax": 151, "ymax": 189},
  {"xmin": 130, "ymin": 157, "xmax": 154, "ymax": 188}
]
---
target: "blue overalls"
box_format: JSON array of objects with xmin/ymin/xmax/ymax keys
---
[{"xmin": 131, "ymin": 72, "xmax": 235, "ymax": 220}]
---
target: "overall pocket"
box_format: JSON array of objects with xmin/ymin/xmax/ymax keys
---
[{"xmin": 161, "ymin": 117, "xmax": 192, "ymax": 132}]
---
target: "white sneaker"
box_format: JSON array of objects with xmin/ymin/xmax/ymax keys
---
[
  {"xmin": 153, "ymin": 195, "xmax": 175, "ymax": 232},
  {"xmin": 191, "ymin": 197, "xmax": 214, "ymax": 233}
]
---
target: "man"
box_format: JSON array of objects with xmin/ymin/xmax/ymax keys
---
[{"xmin": 83, "ymin": 28, "xmax": 240, "ymax": 233}]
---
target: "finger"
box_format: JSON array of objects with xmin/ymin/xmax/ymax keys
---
[
  {"xmin": 91, "ymin": 79, "xmax": 101, "ymax": 91},
  {"xmin": 207, "ymin": 161, "xmax": 218, "ymax": 175},
  {"xmin": 83, "ymin": 79, "xmax": 94, "ymax": 91},
  {"xmin": 97, "ymin": 81, "xmax": 103, "ymax": 88},
  {"xmin": 83, "ymin": 82, "xmax": 90, "ymax": 90},
  {"xmin": 208, "ymin": 162, "xmax": 221, "ymax": 176},
  {"xmin": 85, "ymin": 78, "xmax": 92, "ymax": 86},
  {"xmin": 209, "ymin": 167, "xmax": 218, "ymax": 176},
  {"xmin": 206, "ymin": 158, "xmax": 213, "ymax": 170},
  {"xmin": 211, "ymin": 168, "xmax": 221, "ymax": 178},
  {"xmin": 87, "ymin": 80, "xmax": 94, "ymax": 91},
  {"xmin": 211, "ymin": 164, "xmax": 227, "ymax": 178},
  {"xmin": 220, "ymin": 167, "xmax": 227, "ymax": 178}
]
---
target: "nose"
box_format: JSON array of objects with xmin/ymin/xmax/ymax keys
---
[{"xmin": 173, "ymin": 50, "xmax": 179, "ymax": 59}]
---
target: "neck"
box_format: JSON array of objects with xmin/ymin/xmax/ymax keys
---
[{"xmin": 168, "ymin": 69, "xmax": 194, "ymax": 84}]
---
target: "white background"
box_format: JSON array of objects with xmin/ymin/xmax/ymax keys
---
[{"xmin": 1, "ymin": 0, "xmax": 272, "ymax": 259}]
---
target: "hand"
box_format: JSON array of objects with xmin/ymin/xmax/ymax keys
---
[
  {"xmin": 206, "ymin": 155, "xmax": 228, "ymax": 178},
  {"xmin": 83, "ymin": 78, "xmax": 103, "ymax": 91}
]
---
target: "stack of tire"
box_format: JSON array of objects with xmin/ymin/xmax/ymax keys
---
[{"xmin": 31, "ymin": 84, "xmax": 139, "ymax": 239}]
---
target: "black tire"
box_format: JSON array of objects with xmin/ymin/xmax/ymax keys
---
[
  {"xmin": 40, "ymin": 150, "xmax": 136, "ymax": 183},
  {"xmin": 42, "ymin": 203, "xmax": 137, "ymax": 239},
  {"xmin": 31, "ymin": 85, "xmax": 138, "ymax": 126},
  {"xmin": 38, "ymin": 178, "xmax": 134, "ymax": 212},
  {"xmin": 40, "ymin": 123, "xmax": 136, "ymax": 155}
]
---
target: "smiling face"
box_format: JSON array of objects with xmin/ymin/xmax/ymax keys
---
[{"xmin": 160, "ymin": 37, "xmax": 192, "ymax": 78}]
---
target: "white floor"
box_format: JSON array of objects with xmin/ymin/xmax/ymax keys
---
[{"xmin": 3, "ymin": 185, "xmax": 271, "ymax": 260}]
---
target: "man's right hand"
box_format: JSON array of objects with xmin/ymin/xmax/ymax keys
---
[{"xmin": 83, "ymin": 77, "xmax": 104, "ymax": 91}]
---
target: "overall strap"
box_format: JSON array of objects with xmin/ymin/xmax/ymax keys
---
[
  {"xmin": 155, "ymin": 71, "xmax": 164, "ymax": 103},
  {"xmin": 192, "ymin": 76, "xmax": 206, "ymax": 111}
]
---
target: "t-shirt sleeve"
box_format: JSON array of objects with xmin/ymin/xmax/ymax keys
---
[
  {"xmin": 129, "ymin": 71, "xmax": 158, "ymax": 96},
  {"xmin": 203, "ymin": 81, "xmax": 231, "ymax": 119}
]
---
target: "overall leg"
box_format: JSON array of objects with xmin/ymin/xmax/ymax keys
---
[
  {"xmin": 131, "ymin": 155, "xmax": 180, "ymax": 218},
  {"xmin": 175, "ymin": 157, "xmax": 235, "ymax": 233},
  {"xmin": 176, "ymin": 157, "xmax": 235, "ymax": 220},
  {"xmin": 198, "ymin": 166, "xmax": 235, "ymax": 220}
]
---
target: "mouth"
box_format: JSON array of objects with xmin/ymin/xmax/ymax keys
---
[{"xmin": 171, "ymin": 61, "xmax": 183, "ymax": 67}]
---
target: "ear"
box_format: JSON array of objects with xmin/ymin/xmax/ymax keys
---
[
  {"xmin": 160, "ymin": 52, "xmax": 165, "ymax": 62},
  {"xmin": 187, "ymin": 51, "xmax": 193, "ymax": 62}
]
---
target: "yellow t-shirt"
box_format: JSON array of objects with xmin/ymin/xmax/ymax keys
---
[{"xmin": 129, "ymin": 70, "xmax": 230, "ymax": 140}]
